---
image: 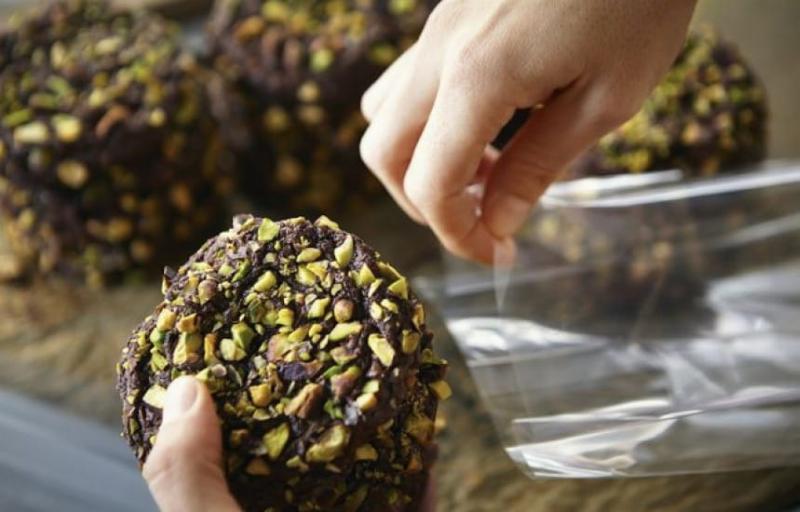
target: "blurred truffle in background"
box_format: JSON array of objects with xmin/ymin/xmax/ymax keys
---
[
  {"xmin": 206, "ymin": 0, "xmax": 438, "ymax": 215},
  {"xmin": 0, "ymin": 0, "xmax": 236, "ymax": 286},
  {"xmin": 570, "ymin": 27, "xmax": 767, "ymax": 179}
]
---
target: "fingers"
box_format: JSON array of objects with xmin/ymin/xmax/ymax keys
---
[
  {"xmin": 361, "ymin": 43, "xmax": 418, "ymax": 122},
  {"xmin": 360, "ymin": 40, "xmax": 441, "ymax": 224},
  {"xmin": 400, "ymin": 64, "xmax": 521, "ymax": 263},
  {"xmin": 482, "ymin": 84, "xmax": 637, "ymax": 239},
  {"xmin": 143, "ymin": 377, "xmax": 241, "ymax": 512}
]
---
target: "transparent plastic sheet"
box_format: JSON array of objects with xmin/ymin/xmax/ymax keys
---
[
  {"xmin": 416, "ymin": 161, "xmax": 800, "ymax": 478},
  {"xmin": 0, "ymin": 390, "xmax": 154, "ymax": 512}
]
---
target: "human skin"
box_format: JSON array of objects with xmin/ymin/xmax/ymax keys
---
[
  {"xmin": 143, "ymin": 377, "xmax": 436, "ymax": 511},
  {"xmin": 360, "ymin": 0, "xmax": 698, "ymax": 264}
]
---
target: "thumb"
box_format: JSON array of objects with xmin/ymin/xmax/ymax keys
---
[{"xmin": 143, "ymin": 377, "xmax": 241, "ymax": 512}]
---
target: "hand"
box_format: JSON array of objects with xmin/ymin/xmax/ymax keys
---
[
  {"xmin": 360, "ymin": 0, "xmax": 697, "ymax": 263},
  {"xmin": 143, "ymin": 377, "xmax": 241, "ymax": 512}
]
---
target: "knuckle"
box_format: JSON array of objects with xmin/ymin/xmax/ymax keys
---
[
  {"xmin": 359, "ymin": 128, "xmax": 390, "ymax": 173},
  {"xmin": 403, "ymin": 172, "xmax": 434, "ymax": 209}
]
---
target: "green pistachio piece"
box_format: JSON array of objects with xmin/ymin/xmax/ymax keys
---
[
  {"xmin": 330, "ymin": 347, "xmax": 356, "ymax": 365},
  {"xmin": 329, "ymin": 321, "xmax": 362, "ymax": 341},
  {"xmin": 149, "ymin": 350, "xmax": 168, "ymax": 372},
  {"xmin": 334, "ymin": 236, "xmax": 354, "ymax": 268},
  {"xmin": 368, "ymin": 334, "xmax": 395, "ymax": 367},
  {"xmin": 232, "ymin": 322, "xmax": 256, "ymax": 350},
  {"xmin": 405, "ymin": 413, "xmax": 434, "ymax": 444},
  {"xmin": 220, "ymin": 338, "xmax": 247, "ymax": 361},
  {"xmin": 369, "ymin": 303, "xmax": 384, "ymax": 321},
  {"xmin": 377, "ymin": 262, "xmax": 403, "ymax": 281},
  {"xmin": 308, "ymin": 297, "xmax": 331, "ymax": 319},
  {"xmin": 14, "ymin": 121, "xmax": 49, "ymax": 144},
  {"xmin": 310, "ymin": 48, "xmax": 334, "ymax": 72},
  {"xmin": 362, "ymin": 379, "xmax": 380, "ymax": 394},
  {"xmin": 176, "ymin": 314, "xmax": 199, "ymax": 333},
  {"xmin": 315, "ymin": 216, "xmax": 340, "ymax": 230},
  {"xmin": 380, "ymin": 299, "xmax": 399, "ymax": 314},
  {"xmin": 52, "ymin": 114, "xmax": 82, "ymax": 142},
  {"xmin": 429, "ymin": 380, "xmax": 452, "ymax": 400},
  {"xmin": 3, "ymin": 109, "xmax": 32, "ymax": 128},
  {"xmin": 322, "ymin": 365, "xmax": 343, "ymax": 379},
  {"xmin": 263, "ymin": 423, "xmax": 290, "ymax": 460},
  {"xmin": 306, "ymin": 425, "xmax": 349, "ymax": 463},
  {"xmin": 258, "ymin": 219, "xmax": 280, "ymax": 242},
  {"xmin": 219, "ymin": 263, "xmax": 234, "ymax": 277},
  {"xmin": 401, "ymin": 331, "xmax": 421, "ymax": 354},
  {"xmin": 297, "ymin": 266, "xmax": 317, "ymax": 286},
  {"xmin": 288, "ymin": 325, "xmax": 309, "ymax": 343},
  {"xmin": 245, "ymin": 457, "xmax": 271, "ymax": 476},
  {"xmin": 253, "ymin": 271, "xmax": 277, "ymax": 292},
  {"xmin": 203, "ymin": 334, "xmax": 219, "ymax": 366},
  {"xmin": 249, "ymin": 383, "xmax": 273, "ymax": 407},
  {"xmin": 232, "ymin": 260, "xmax": 251, "ymax": 282},
  {"xmin": 142, "ymin": 385, "xmax": 167, "ymax": 409},
  {"xmin": 388, "ymin": 278, "xmax": 409, "ymax": 299},
  {"xmin": 173, "ymin": 332, "xmax": 202, "ymax": 365},
  {"xmin": 354, "ymin": 264, "xmax": 375, "ymax": 287},
  {"xmin": 333, "ymin": 299, "xmax": 354, "ymax": 323},
  {"xmin": 55, "ymin": 160, "xmax": 88, "ymax": 189},
  {"xmin": 354, "ymin": 444, "xmax": 378, "ymax": 461},
  {"xmin": 285, "ymin": 383, "xmax": 323, "ymax": 419},
  {"xmin": 412, "ymin": 304, "xmax": 425, "ymax": 329},
  {"xmin": 276, "ymin": 308, "xmax": 294, "ymax": 327},
  {"xmin": 297, "ymin": 248, "xmax": 321, "ymax": 263},
  {"xmin": 355, "ymin": 393, "xmax": 378, "ymax": 411},
  {"xmin": 306, "ymin": 261, "xmax": 329, "ymax": 279},
  {"xmin": 156, "ymin": 309, "xmax": 177, "ymax": 331}
]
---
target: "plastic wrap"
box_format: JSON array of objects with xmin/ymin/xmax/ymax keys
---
[{"xmin": 417, "ymin": 161, "xmax": 800, "ymax": 478}]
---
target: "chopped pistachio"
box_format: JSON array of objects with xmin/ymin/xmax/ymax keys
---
[
  {"xmin": 232, "ymin": 322, "xmax": 256, "ymax": 349},
  {"xmin": 149, "ymin": 350, "xmax": 168, "ymax": 372},
  {"xmin": 322, "ymin": 365, "xmax": 343, "ymax": 379},
  {"xmin": 173, "ymin": 332, "xmax": 202, "ymax": 365},
  {"xmin": 412, "ymin": 304, "xmax": 426, "ymax": 329},
  {"xmin": 329, "ymin": 321, "xmax": 362, "ymax": 341},
  {"xmin": 362, "ymin": 379, "xmax": 380, "ymax": 394},
  {"xmin": 405, "ymin": 413, "xmax": 434, "ymax": 444},
  {"xmin": 377, "ymin": 262, "xmax": 403, "ymax": 281},
  {"xmin": 198, "ymin": 280, "xmax": 217, "ymax": 303},
  {"xmin": 315, "ymin": 216, "xmax": 340, "ymax": 230},
  {"xmin": 354, "ymin": 444, "xmax": 378, "ymax": 461},
  {"xmin": 334, "ymin": 236, "xmax": 354, "ymax": 267},
  {"xmin": 220, "ymin": 338, "xmax": 247, "ymax": 361},
  {"xmin": 388, "ymin": 278, "xmax": 409, "ymax": 299},
  {"xmin": 369, "ymin": 303, "xmax": 384, "ymax": 321},
  {"xmin": 285, "ymin": 383, "xmax": 323, "ymax": 419},
  {"xmin": 310, "ymin": 48, "xmax": 334, "ymax": 72},
  {"xmin": 263, "ymin": 423, "xmax": 290, "ymax": 460},
  {"xmin": 142, "ymin": 385, "xmax": 167, "ymax": 408},
  {"xmin": 297, "ymin": 248, "xmax": 322, "ymax": 263},
  {"xmin": 401, "ymin": 331, "xmax": 421, "ymax": 354},
  {"xmin": 354, "ymin": 264, "xmax": 376, "ymax": 286},
  {"xmin": 331, "ymin": 366, "xmax": 361, "ymax": 398},
  {"xmin": 249, "ymin": 384, "xmax": 273, "ymax": 407},
  {"xmin": 368, "ymin": 334, "xmax": 396, "ymax": 367},
  {"xmin": 253, "ymin": 271, "xmax": 277, "ymax": 292},
  {"xmin": 51, "ymin": 114, "xmax": 82, "ymax": 142},
  {"xmin": 176, "ymin": 313, "xmax": 199, "ymax": 333},
  {"xmin": 297, "ymin": 266, "xmax": 317, "ymax": 286},
  {"xmin": 14, "ymin": 121, "xmax": 49, "ymax": 144},
  {"xmin": 429, "ymin": 380, "xmax": 452, "ymax": 400},
  {"xmin": 203, "ymin": 333, "xmax": 219, "ymax": 365},
  {"xmin": 308, "ymin": 297, "xmax": 331, "ymax": 319},
  {"xmin": 156, "ymin": 309, "xmax": 177, "ymax": 331},
  {"xmin": 305, "ymin": 425, "xmax": 349, "ymax": 463},
  {"xmin": 333, "ymin": 299, "xmax": 354, "ymax": 323},
  {"xmin": 232, "ymin": 260, "xmax": 251, "ymax": 282},
  {"xmin": 380, "ymin": 299, "xmax": 398, "ymax": 314},
  {"xmin": 245, "ymin": 457, "xmax": 271, "ymax": 476},
  {"xmin": 306, "ymin": 261, "xmax": 329, "ymax": 279},
  {"xmin": 330, "ymin": 347, "xmax": 356, "ymax": 365},
  {"xmin": 276, "ymin": 308, "xmax": 294, "ymax": 327},
  {"xmin": 258, "ymin": 219, "xmax": 280, "ymax": 242}
]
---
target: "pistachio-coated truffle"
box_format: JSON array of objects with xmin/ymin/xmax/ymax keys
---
[
  {"xmin": 117, "ymin": 215, "xmax": 448, "ymax": 512},
  {"xmin": 571, "ymin": 28, "xmax": 767, "ymax": 178},
  {"xmin": 207, "ymin": 0, "xmax": 438, "ymax": 214},
  {"xmin": 0, "ymin": 0, "xmax": 235, "ymax": 285}
]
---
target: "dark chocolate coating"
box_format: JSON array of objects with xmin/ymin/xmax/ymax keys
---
[
  {"xmin": 571, "ymin": 28, "xmax": 767, "ymax": 178},
  {"xmin": 206, "ymin": 0, "xmax": 438, "ymax": 214},
  {"xmin": 0, "ymin": 0, "xmax": 234, "ymax": 285},
  {"xmin": 117, "ymin": 215, "xmax": 448, "ymax": 511}
]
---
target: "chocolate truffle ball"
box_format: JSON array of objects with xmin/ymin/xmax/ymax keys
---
[
  {"xmin": 0, "ymin": 0, "xmax": 235, "ymax": 285},
  {"xmin": 207, "ymin": 0, "xmax": 438, "ymax": 214},
  {"xmin": 117, "ymin": 214, "xmax": 449, "ymax": 511},
  {"xmin": 571, "ymin": 28, "xmax": 767, "ymax": 179}
]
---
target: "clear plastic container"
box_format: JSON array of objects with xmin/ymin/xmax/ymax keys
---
[{"xmin": 417, "ymin": 161, "xmax": 800, "ymax": 478}]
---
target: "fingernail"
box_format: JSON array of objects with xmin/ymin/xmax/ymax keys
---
[{"xmin": 163, "ymin": 377, "xmax": 199, "ymax": 422}]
